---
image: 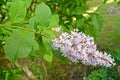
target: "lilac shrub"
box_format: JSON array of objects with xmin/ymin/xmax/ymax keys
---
[{"xmin": 52, "ymin": 29, "xmax": 115, "ymax": 67}]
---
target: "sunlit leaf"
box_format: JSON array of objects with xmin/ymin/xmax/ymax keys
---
[
  {"xmin": 43, "ymin": 51, "xmax": 53, "ymax": 63},
  {"xmin": 5, "ymin": 29, "xmax": 35, "ymax": 63},
  {"xmin": 35, "ymin": 2, "xmax": 52, "ymax": 29},
  {"xmin": 9, "ymin": 0, "xmax": 26, "ymax": 24},
  {"xmin": 23, "ymin": 0, "xmax": 32, "ymax": 8},
  {"xmin": 29, "ymin": 40, "xmax": 39, "ymax": 60},
  {"xmin": 49, "ymin": 14, "xmax": 59, "ymax": 28}
]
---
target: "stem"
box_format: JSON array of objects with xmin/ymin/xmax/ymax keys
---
[
  {"xmin": 15, "ymin": 62, "xmax": 36, "ymax": 80},
  {"xmin": 0, "ymin": 25, "xmax": 48, "ymax": 38},
  {"xmin": 41, "ymin": 58, "xmax": 47, "ymax": 80}
]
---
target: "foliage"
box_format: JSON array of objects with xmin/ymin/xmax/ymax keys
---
[
  {"xmin": 0, "ymin": 0, "xmax": 120, "ymax": 80},
  {"xmin": 0, "ymin": 67, "xmax": 22, "ymax": 80},
  {"xmin": 85, "ymin": 67, "xmax": 117, "ymax": 80},
  {"xmin": 85, "ymin": 68, "xmax": 108, "ymax": 80}
]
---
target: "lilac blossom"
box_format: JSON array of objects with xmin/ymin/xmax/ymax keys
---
[{"xmin": 52, "ymin": 29, "xmax": 115, "ymax": 67}]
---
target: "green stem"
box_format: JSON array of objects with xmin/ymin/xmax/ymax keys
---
[{"xmin": 0, "ymin": 25, "xmax": 48, "ymax": 38}]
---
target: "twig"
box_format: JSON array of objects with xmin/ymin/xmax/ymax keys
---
[
  {"xmin": 40, "ymin": 58, "xmax": 47, "ymax": 80},
  {"xmin": 15, "ymin": 62, "xmax": 36, "ymax": 80},
  {"xmin": 0, "ymin": 25, "xmax": 48, "ymax": 39}
]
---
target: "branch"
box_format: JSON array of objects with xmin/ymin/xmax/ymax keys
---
[
  {"xmin": 0, "ymin": 25, "xmax": 48, "ymax": 39},
  {"xmin": 15, "ymin": 62, "xmax": 36, "ymax": 80}
]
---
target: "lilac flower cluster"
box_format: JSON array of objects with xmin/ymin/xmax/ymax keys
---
[{"xmin": 52, "ymin": 29, "xmax": 115, "ymax": 67}]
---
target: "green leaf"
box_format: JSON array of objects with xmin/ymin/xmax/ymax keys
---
[
  {"xmin": 28, "ymin": 17, "xmax": 35, "ymax": 29},
  {"xmin": 85, "ymin": 25, "xmax": 99, "ymax": 39},
  {"xmin": 96, "ymin": 4, "xmax": 108, "ymax": 13},
  {"xmin": 42, "ymin": 29, "xmax": 56, "ymax": 39},
  {"xmin": 35, "ymin": 2, "xmax": 52, "ymax": 29},
  {"xmin": 92, "ymin": 14, "xmax": 103, "ymax": 31},
  {"xmin": 49, "ymin": 14, "xmax": 59, "ymax": 28},
  {"xmin": 35, "ymin": 34, "xmax": 45, "ymax": 56},
  {"xmin": 29, "ymin": 40, "xmax": 39, "ymax": 60},
  {"xmin": 52, "ymin": 50, "xmax": 69, "ymax": 63},
  {"xmin": 4, "ymin": 29, "xmax": 35, "ymax": 63},
  {"xmin": 36, "ymin": 34, "xmax": 53, "ymax": 63},
  {"xmin": 103, "ymin": 0, "xmax": 107, "ymax": 4},
  {"xmin": 9, "ymin": 0, "xmax": 26, "ymax": 24},
  {"xmin": 43, "ymin": 51, "xmax": 53, "ymax": 63},
  {"xmin": 23, "ymin": 0, "xmax": 32, "ymax": 8},
  {"xmin": 86, "ymin": 68, "xmax": 107, "ymax": 80},
  {"xmin": 0, "ymin": 0, "xmax": 6, "ymax": 6},
  {"xmin": 76, "ymin": 18, "xmax": 85, "ymax": 28},
  {"xmin": 72, "ymin": 7, "xmax": 87, "ymax": 15},
  {"xmin": 42, "ymin": 37, "xmax": 53, "ymax": 63}
]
